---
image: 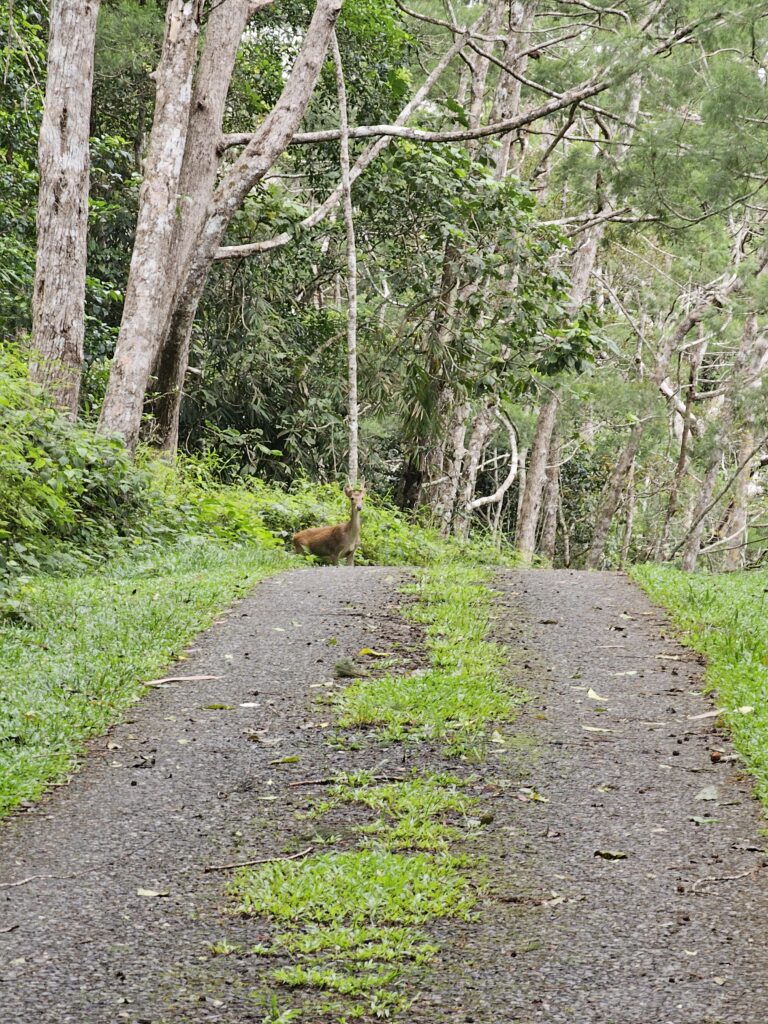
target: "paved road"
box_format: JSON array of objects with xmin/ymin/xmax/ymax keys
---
[{"xmin": 2, "ymin": 567, "xmax": 767, "ymax": 1023}]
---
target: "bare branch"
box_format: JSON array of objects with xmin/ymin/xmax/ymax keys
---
[{"xmin": 467, "ymin": 412, "xmax": 519, "ymax": 511}]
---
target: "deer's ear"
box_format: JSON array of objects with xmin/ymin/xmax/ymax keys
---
[{"xmin": 344, "ymin": 484, "xmax": 353, "ymax": 497}]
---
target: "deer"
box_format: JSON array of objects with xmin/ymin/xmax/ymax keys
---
[{"xmin": 292, "ymin": 484, "xmax": 366, "ymax": 566}]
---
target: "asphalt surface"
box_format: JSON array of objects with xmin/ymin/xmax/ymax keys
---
[{"xmin": 2, "ymin": 567, "xmax": 767, "ymax": 1023}]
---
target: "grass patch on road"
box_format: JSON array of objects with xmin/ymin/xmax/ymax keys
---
[
  {"xmin": 0, "ymin": 538, "xmax": 288, "ymax": 816},
  {"xmin": 632, "ymin": 565, "xmax": 768, "ymax": 806},
  {"xmin": 231, "ymin": 560, "xmax": 516, "ymax": 1022},
  {"xmin": 336, "ymin": 563, "xmax": 518, "ymax": 757}
]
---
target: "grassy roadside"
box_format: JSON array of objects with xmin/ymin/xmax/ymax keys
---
[
  {"xmin": 632, "ymin": 565, "xmax": 768, "ymax": 806},
  {"xmin": 226, "ymin": 562, "xmax": 521, "ymax": 1022},
  {"xmin": 0, "ymin": 538, "xmax": 289, "ymax": 816}
]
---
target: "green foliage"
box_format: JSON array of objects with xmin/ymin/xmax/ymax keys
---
[
  {"xmin": 0, "ymin": 344, "xmax": 152, "ymax": 580},
  {"xmin": 632, "ymin": 565, "xmax": 768, "ymax": 807}
]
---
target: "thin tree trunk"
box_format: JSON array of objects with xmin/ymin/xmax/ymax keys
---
[
  {"xmin": 516, "ymin": 393, "xmax": 558, "ymax": 563},
  {"xmin": 516, "ymin": 446, "xmax": 528, "ymax": 526},
  {"xmin": 722, "ymin": 430, "xmax": 753, "ymax": 571},
  {"xmin": 680, "ymin": 457, "xmax": 721, "ymax": 572},
  {"xmin": 539, "ymin": 438, "xmax": 560, "ymax": 562},
  {"xmin": 657, "ymin": 336, "xmax": 706, "ymax": 558},
  {"xmin": 454, "ymin": 400, "xmax": 496, "ymax": 539},
  {"xmin": 331, "ymin": 32, "xmax": 360, "ymax": 484},
  {"xmin": 490, "ymin": 2, "xmax": 535, "ymax": 179},
  {"xmin": 586, "ymin": 420, "xmax": 644, "ymax": 569},
  {"xmin": 30, "ymin": 0, "xmax": 100, "ymax": 415},
  {"xmin": 619, "ymin": 461, "xmax": 635, "ymax": 568},
  {"xmin": 558, "ymin": 490, "xmax": 571, "ymax": 567}
]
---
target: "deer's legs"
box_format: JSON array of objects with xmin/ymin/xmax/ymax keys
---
[{"xmin": 345, "ymin": 552, "xmax": 355, "ymax": 566}]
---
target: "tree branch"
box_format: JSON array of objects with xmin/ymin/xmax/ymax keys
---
[{"xmin": 466, "ymin": 412, "xmax": 519, "ymax": 511}]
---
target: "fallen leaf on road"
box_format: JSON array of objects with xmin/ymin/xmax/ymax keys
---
[
  {"xmin": 656, "ymin": 654, "xmax": 683, "ymax": 661},
  {"xmin": 136, "ymin": 889, "xmax": 169, "ymax": 898},
  {"xmin": 582, "ymin": 725, "xmax": 612, "ymax": 733},
  {"xmin": 587, "ymin": 689, "xmax": 608, "ymax": 701},
  {"xmin": 359, "ymin": 648, "xmax": 391, "ymax": 657},
  {"xmin": 690, "ymin": 816, "xmax": 720, "ymax": 826},
  {"xmin": 688, "ymin": 709, "xmax": 724, "ymax": 721},
  {"xmin": 270, "ymin": 755, "xmax": 300, "ymax": 765},
  {"xmin": 694, "ymin": 786, "xmax": 719, "ymax": 802},
  {"xmin": 610, "ymin": 671, "xmax": 637, "ymax": 677},
  {"xmin": 594, "ymin": 850, "xmax": 628, "ymax": 860},
  {"xmin": 144, "ymin": 674, "xmax": 223, "ymax": 687}
]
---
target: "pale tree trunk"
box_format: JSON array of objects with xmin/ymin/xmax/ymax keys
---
[
  {"xmin": 558, "ymin": 491, "xmax": 571, "ymax": 567},
  {"xmin": 539, "ymin": 437, "xmax": 560, "ymax": 562},
  {"xmin": 586, "ymin": 420, "xmax": 644, "ymax": 569},
  {"xmin": 490, "ymin": 2, "xmax": 536, "ymax": 180},
  {"xmin": 679, "ymin": 312, "xmax": 762, "ymax": 572},
  {"xmin": 331, "ymin": 32, "xmax": 360, "ymax": 484},
  {"xmin": 434, "ymin": 402, "xmax": 470, "ymax": 535},
  {"xmin": 680, "ymin": 457, "xmax": 721, "ymax": 572},
  {"xmin": 516, "ymin": 446, "xmax": 528, "ymax": 525},
  {"xmin": 152, "ymin": 0, "xmax": 256, "ymax": 450},
  {"xmin": 30, "ymin": 0, "xmax": 100, "ymax": 415},
  {"xmin": 467, "ymin": 0, "xmax": 505, "ymax": 134},
  {"xmin": 619, "ymin": 461, "xmax": 635, "ymax": 568},
  {"xmin": 722, "ymin": 429, "xmax": 754, "ymax": 571},
  {"xmin": 454, "ymin": 400, "xmax": 496, "ymax": 539},
  {"xmin": 99, "ymin": 0, "xmax": 204, "ymax": 444},
  {"xmin": 515, "ymin": 393, "xmax": 558, "ymax": 563},
  {"xmin": 100, "ymin": 0, "xmax": 343, "ymax": 449},
  {"xmin": 657, "ymin": 336, "xmax": 706, "ymax": 558}
]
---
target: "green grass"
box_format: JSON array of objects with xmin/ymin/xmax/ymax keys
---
[
  {"xmin": 336, "ymin": 563, "xmax": 519, "ymax": 756},
  {"xmin": 231, "ymin": 848, "xmax": 473, "ymax": 1020},
  {"xmin": 230, "ymin": 849, "xmax": 476, "ymax": 925},
  {"xmin": 632, "ymin": 565, "xmax": 768, "ymax": 805},
  {"xmin": 314, "ymin": 771, "xmax": 477, "ymax": 851},
  {"xmin": 0, "ymin": 537, "xmax": 288, "ymax": 815}
]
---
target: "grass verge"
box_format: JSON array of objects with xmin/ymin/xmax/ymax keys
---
[
  {"xmin": 0, "ymin": 537, "xmax": 288, "ymax": 815},
  {"xmin": 227, "ymin": 561, "xmax": 517, "ymax": 1022},
  {"xmin": 632, "ymin": 565, "xmax": 768, "ymax": 805}
]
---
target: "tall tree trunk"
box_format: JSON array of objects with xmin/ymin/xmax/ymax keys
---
[
  {"xmin": 99, "ymin": 0, "xmax": 204, "ymax": 444},
  {"xmin": 30, "ymin": 0, "xmax": 100, "ymax": 415},
  {"xmin": 619, "ymin": 461, "xmax": 635, "ymax": 568},
  {"xmin": 722, "ymin": 430, "xmax": 753, "ymax": 571},
  {"xmin": 454, "ymin": 401, "xmax": 496, "ymax": 539},
  {"xmin": 151, "ymin": 0, "xmax": 255, "ymax": 450},
  {"xmin": 680, "ymin": 456, "xmax": 721, "ymax": 572},
  {"xmin": 657, "ymin": 336, "xmax": 705, "ymax": 558},
  {"xmin": 586, "ymin": 421, "xmax": 644, "ymax": 569},
  {"xmin": 539, "ymin": 437, "xmax": 560, "ymax": 562},
  {"xmin": 101, "ymin": 0, "xmax": 342, "ymax": 449},
  {"xmin": 331, "ymin": 31, "xmax": 360, "ymax": 483},
  {"xmin": 679, "ymin": 311, "xmax": 763, "ymax": 572},
  {"xmin": 490, "ymin": 2, "xmax": 536, "ymax": 179},
  {"xmin": 515, "ymin": 393, "xmax": 558, "ymax": 563}
]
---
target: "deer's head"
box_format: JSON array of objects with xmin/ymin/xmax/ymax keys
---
[{"xmin": 344, "ymin": 483, "xmax": 366, "ymax": 512}]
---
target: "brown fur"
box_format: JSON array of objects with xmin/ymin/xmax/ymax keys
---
[{"xmin": 292, "ymin": 485, "xmax": 365, "ymax": 566}]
